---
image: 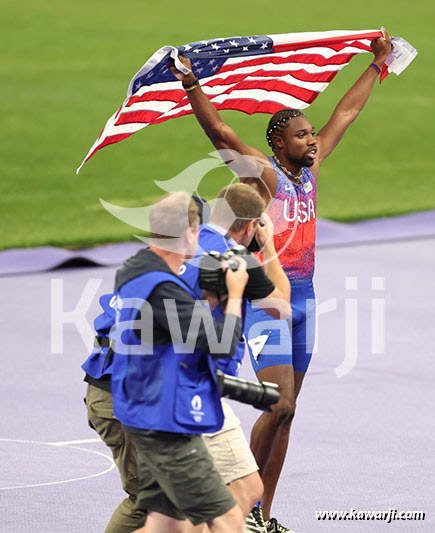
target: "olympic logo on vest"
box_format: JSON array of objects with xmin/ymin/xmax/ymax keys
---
[{"xmin": 190, "ymin": 395, "xmax": 205, "ymax": 423}]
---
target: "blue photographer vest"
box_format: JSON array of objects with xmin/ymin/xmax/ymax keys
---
[
  {"xmin": 81, "ymin": 293, "xmax": 117, "ymax": 380},
  {"xmin": 111, "ymin": 270, "xmax": 224, "ymax": 434},
  {"xmin": 181, "ymin": 224, "xmax": 247, "ymax": 377}
]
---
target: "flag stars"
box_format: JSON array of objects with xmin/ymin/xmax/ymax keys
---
[
  {"xmin": 212, "ymin": 65, "xmax": 219, "ymax": 71},
  {"xmin": 212, "ymin": 43, "xmax": 220, "ymax": 50},
  {"xmin": 193, "ymin": 48, "xmax": 200, "ymax": 54},
  {"xmin": 134, "ymin": 81, "xmax": 142, "ymax": 90},
  {"xmin": 208, "ymin": 59, "xmax": 216, "ymax": 65},
  {"xmin": 197, "ymin": 67, "xmax": 204, "ymax": 74},
  {"xmin": 229, "ymin": 40, "xmax": 238, "ymax": 47},
  {"xmin": 184, "ymin": 44, "xmax": 192, "ymax": 51},
  {"xmin": 193, "ymin": 61, "xmax": 200, "ymax": 67},
  {"xmin": 201, "ymin": 40, "xmax": 208, "ymax": 45},
  {"xmin": 243, "ymin": 46, "xmax": 249, "ymax": 52},
  {"xmin": 248, "ymin": 37, "xmax": 257, "ymax": 44},
  {"xmin": 224, "ymin": 49, "xmax": 230, "ymax": 54},
  {"xmin": 261, "ymin": 42, "xmax": 268, "ymax": 49}
]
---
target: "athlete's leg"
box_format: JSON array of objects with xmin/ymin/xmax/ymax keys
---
[
  {"xmin": 294, "ymin": 370, "xmax": 306, "ymax": 399},
  {"xmin": 250, "ymin": 364, "xmax": 296, "ymax": 520},
  {"xmin": 245, "ymin": 284, "xmax": 315, "ymax": 521},
  {"xmin": 260, "ymin": 285, "xmax": 316, "ymax": 524}
]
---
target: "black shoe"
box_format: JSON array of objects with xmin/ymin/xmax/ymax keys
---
[
  {"xmin": 244, "ymin": 506, "xmax": 268, "ymax": 532},
  {"xmin": 265, "ymin": 517, "xmax": 298, "ymax": 532}
]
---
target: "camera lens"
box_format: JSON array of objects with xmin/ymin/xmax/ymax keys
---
[{"xmin": 216, "ymin": 371, "xmax": 279, "ymax": 412}]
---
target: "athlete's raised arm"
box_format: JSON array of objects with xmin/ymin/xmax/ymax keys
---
[
  {"xmin": 316, "ymin": 28, "xmax": 393, "ymax": 165},
  {"xmin": 170, "ymin": 56, "xmax": 277, "ymax": 196}
]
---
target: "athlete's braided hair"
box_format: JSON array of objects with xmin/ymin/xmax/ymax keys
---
[{"xmin": 266, "ymin": 109, "xmax": 305, "ymax": 151}]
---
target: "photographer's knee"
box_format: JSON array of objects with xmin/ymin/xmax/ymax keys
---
[
  {"xmin": 249, "ymin": 475, "xmax": 263, "ymax": 509},
  {"xmin": 209, "ymin": 505, "xmax": 244, "ymax": 533}
]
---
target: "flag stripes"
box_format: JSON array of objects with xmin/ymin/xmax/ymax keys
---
[{"xmin": 77, "ymin": 30, "xmax": 383, "ymax": 172}]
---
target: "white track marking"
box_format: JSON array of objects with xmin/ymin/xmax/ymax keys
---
[
  {"xmin": 0, "ymin": 438, "xmax": 115, "ymax": 490},
  {"xmin": 50, "ymin": 438, "xmax": 101, "ymax": 446}
]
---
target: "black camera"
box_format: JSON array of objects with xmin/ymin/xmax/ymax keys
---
[
  {"xmin": 198, "ymin": 245, "xmax": 249, "ymax": 295},
  {"xmin": 247, "ymin": 236, "xmax": 260, "ymax": 253},
  {"xmin": 216, "ymin": 370, "xmax": 280, "ymax": 412}
]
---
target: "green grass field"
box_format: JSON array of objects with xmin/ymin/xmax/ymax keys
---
[{"xmin": 1, "ymin": 0, "xmax": 434, "ymax": 250}]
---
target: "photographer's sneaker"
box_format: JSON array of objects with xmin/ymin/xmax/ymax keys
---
[
  {"xmin": 244, "ymin": 506, "xmax": 267, "ymax": 532},
  {"xmin": 265, "ymin": 517, "xmax": 298, "ymax": 533}
]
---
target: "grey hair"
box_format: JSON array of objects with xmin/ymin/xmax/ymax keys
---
[{"xmin": 150, "ymin": 192, "xmax": 198, "ymax": 240}]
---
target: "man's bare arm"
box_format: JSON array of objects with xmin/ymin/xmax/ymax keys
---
[
  {"xmin": 252, "ymin": 214, "xmax": 291, "ymax": 319},
  {"xmin": 316, "ymin": 28, "xmax": 392, "ymax": 164},
  {"xmin": 170, "ymin": 57, "xmax": 277, "ymax": 197}
]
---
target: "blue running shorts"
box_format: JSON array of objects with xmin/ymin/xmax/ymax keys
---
[{"xmin": 244, "ymin": 281, "xmax": 316, "ymax": 373}]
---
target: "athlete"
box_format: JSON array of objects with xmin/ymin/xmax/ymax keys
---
[{"xmin": 171, "ymin": 27, "xmax": 393, "ymax": 532}]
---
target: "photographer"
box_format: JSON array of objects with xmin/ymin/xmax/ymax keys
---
[
  {"xmin": 180, "ymin": 183, "xmax": 290, "ymax": 526},
  {"xmin": 110, "ymin": 192, "xmax": 249, "ymax": 533},
  {"xmin": 82, "ymin": 195, "xmax": 210, "ymax": 533}
]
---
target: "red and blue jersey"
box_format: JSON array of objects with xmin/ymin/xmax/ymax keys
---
[{"xmin": 265, "ymin": 156, "xmax": 317, "ymax": 284}]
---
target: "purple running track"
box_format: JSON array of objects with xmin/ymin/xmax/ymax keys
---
[{"xmin": 0, "ymin": 236, "xmax": 434, "ymax": 531}]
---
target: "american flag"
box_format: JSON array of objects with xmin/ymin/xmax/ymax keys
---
[{"xmin": 77, "ymin": 29, "xmax": 414, "ymax": 173}]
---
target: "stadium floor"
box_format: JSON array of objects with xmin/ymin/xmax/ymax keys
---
[{"xmin": 1, "ymin": 235, "xmax": 434, "ymax": 532}]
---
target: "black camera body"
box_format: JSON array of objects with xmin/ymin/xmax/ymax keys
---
[
  {"xmin": 216, "ymin": 370, "xmax": 280, "ymax": 412},
  {"xmin": 198, "ymin": 245, "xmax": 249, "ymax": 295}
]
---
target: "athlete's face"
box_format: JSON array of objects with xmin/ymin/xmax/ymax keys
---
[{"xmin": 276, "ymin": 116, "xmax": 318, "ymax": 167}]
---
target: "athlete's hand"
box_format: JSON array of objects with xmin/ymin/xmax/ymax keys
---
[
  {"xmin": 224, "ymin": 257, "xmax": 248, "ymax": 299},
  {"xmin": 371, "ymin": 27, "xmax": 392, "ymax": 65},
  {"xmin": 255, "ymin": 213, "xmax": 275, "ymax": 251},
  {"xmin": 169, "ymin": 55, "xmax": 197, "ymax": 85}
]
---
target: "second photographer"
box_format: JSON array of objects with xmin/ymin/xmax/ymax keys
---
[{"xmin": 181, "ymin": 183, "xmax": 290, "ymax": 526}]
